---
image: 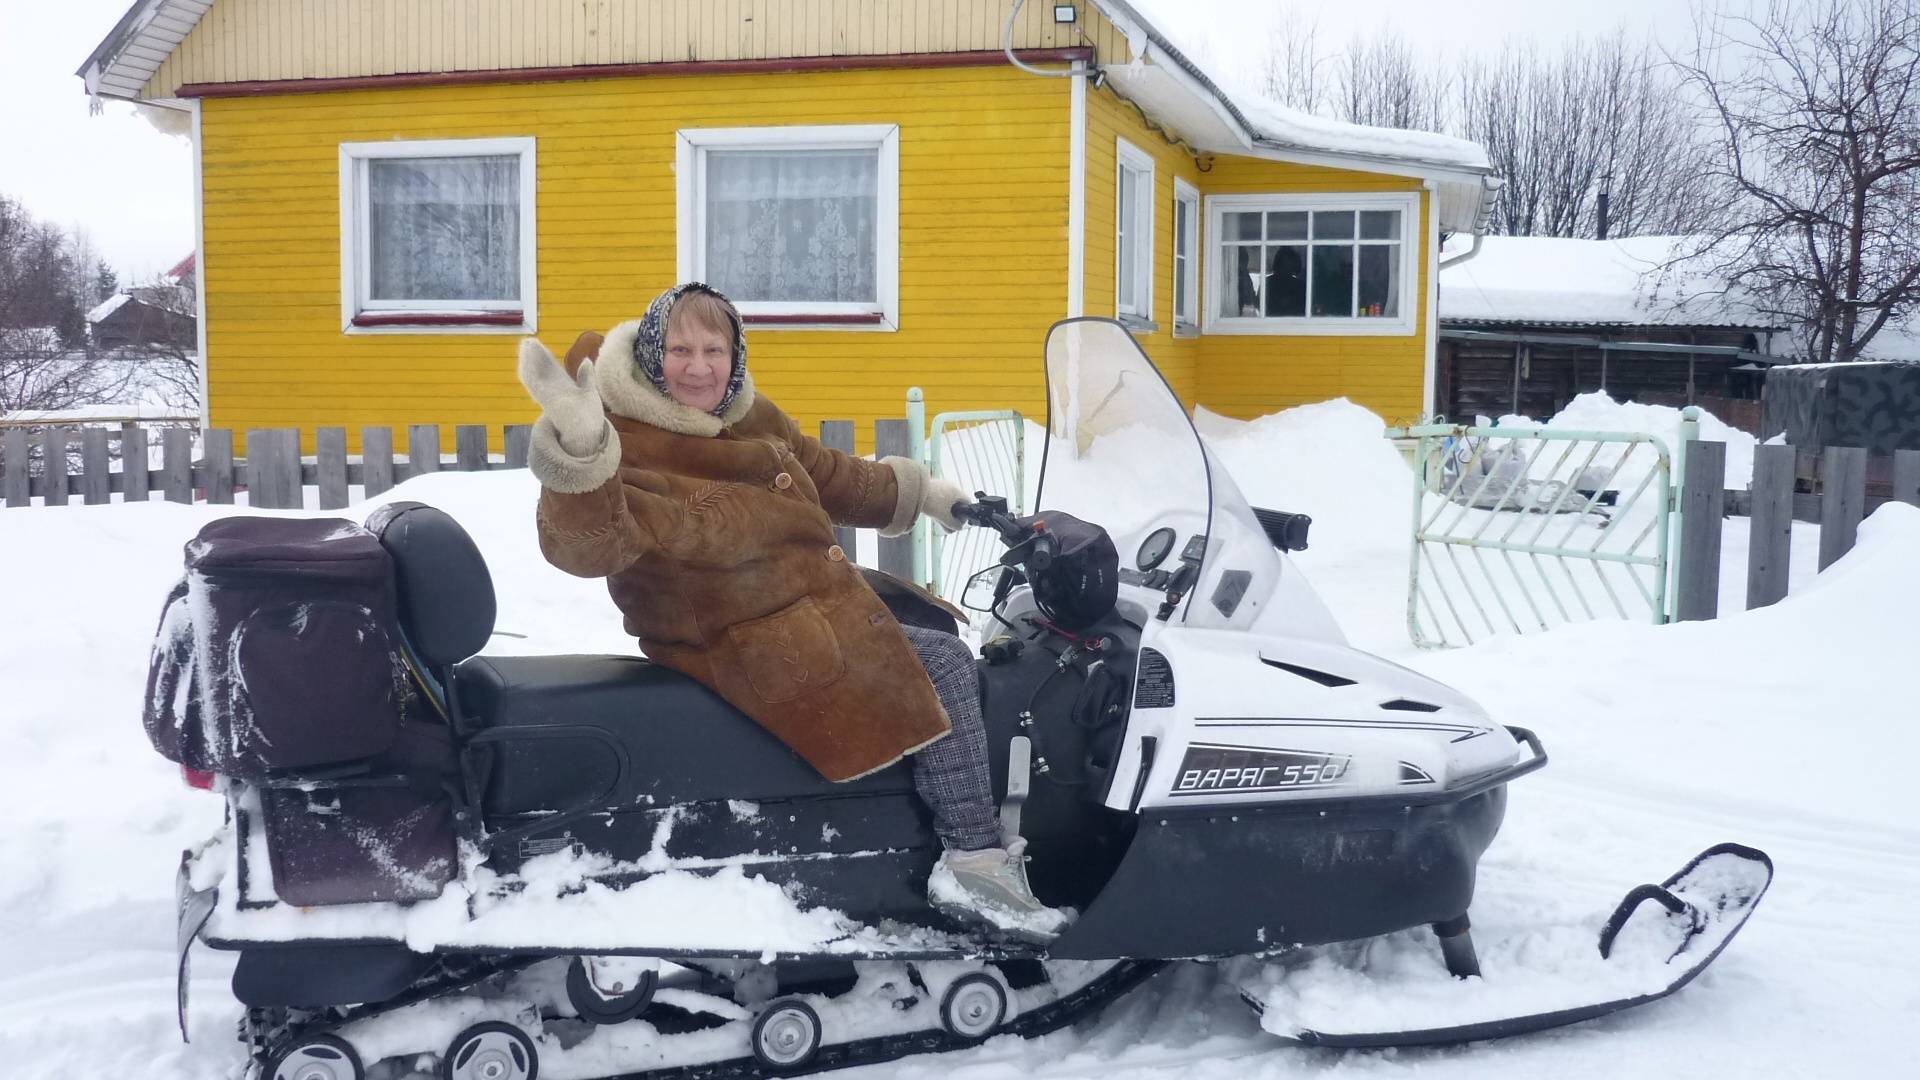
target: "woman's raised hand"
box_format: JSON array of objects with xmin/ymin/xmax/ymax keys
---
[{"xmin": 518, "ymin": 338, "xmax": 609, "ymax": 457}]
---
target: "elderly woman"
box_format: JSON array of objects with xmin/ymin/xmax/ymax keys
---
[{"xmin": 517, "ymin": 282, "xmax": 1065, "ymax": 939}]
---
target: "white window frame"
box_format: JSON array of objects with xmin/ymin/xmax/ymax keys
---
[
  {"xmin": 676, "ymin": 124, "xmax": 900, "ymax": 331},
  {"xmin": 1172, "ymin": 178, "xmax": 1200, "ymax": 333},
  {"xmin": 1202, "ymin": 191, "xmax": 1420, "ymax": 336},
  {"xmin": 1114, "ymin": 137, "xmax": 1155, "ymax": 324},
  {"xmin": 338, "ymin": 136, "xmax": 537, "ymax": 335}
]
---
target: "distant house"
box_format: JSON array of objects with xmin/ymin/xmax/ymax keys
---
[
  {"xmin": 77, "ymin": 0, "xmax": 1501, "ymax": 450},
  {"xmin": 87, "ymin": 292, "xmax": 196, "ymax": 352},
  {"xmin": 1436, "ymin": 236, "xmax": 1782, "ymax": 429}
]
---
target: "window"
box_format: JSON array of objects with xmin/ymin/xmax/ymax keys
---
[
  {"xmin": 678, "ymin": 125, "xmax": 900, "ymax": 328},
  {"xmin": 1173, "ymin": 179, "xmax": 1200, "ymax": 331},
  {"xmin": 1204, "ymin": 193, "xmax": 1419, "ymax": 335},
  {"xmin": 1115, "ymin": 138, "xmax": 1155, "ymax": 323},
  {"xmin": 338, "ymin": 137, "xmax": 536, "ymax": 333}
]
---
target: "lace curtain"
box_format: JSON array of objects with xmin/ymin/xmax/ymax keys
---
[
  {"xmin": 704, "ymin": 149, "xmax": 878, "ymax": 304},
  {"xmin": 367, "ymin": 155, "xmax": 520, "ymax": 303}
]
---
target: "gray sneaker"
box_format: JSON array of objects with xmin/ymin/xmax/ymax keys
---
[{"xmin": 928, "ymin": 839, "xmax": 1071, "ymax": 942}]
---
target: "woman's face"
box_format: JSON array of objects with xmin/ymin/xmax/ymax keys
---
[{"xmin": 663, "ymin": 318, "xmax": 732, "ymax": 413}]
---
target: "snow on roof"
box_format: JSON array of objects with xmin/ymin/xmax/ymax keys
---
[
  {"xmin": 1227, "ymin": 91, "xmax": 1490, "ymax": 173},
  {"xmin": 1111, "ymin": 0, "xmax": 1491, "ymax": 174},
  {"xmin": 1439, "ymin": 236, "xmax": 1771, "ymax": 329},
  {"xmin": 86, "ymin": 293, "xmax": 133, "ymax": 323}
]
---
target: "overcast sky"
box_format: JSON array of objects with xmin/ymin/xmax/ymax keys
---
[{"xmin": 1, "ymin": 0, "xmax": 1694, "ymax": 283}]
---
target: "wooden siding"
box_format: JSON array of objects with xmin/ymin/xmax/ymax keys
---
[
  {"xmin": 143, "ymin": 0, "xmax": 1135, "ymax": 99},
  {"xmin": 1079, "ymin": 85, "xmax": 1432, "ymax": 426},
  {"xmin": 1081, "ymin": 82, "xmax": 1204, "ymax": 403},
  {"xmin": 199, "ymin": 65, "xmax": 1071, "ymax": 451}
]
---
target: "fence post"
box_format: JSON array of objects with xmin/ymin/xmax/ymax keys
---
[
  {"xmin": 1817, "ymin": 447, "xmax": 1867, "ymax": 570},
  {"xmin": 2, "ymin": 429, "xmax": 28, "ymax": 507},
  {"xmin": 204, "ymin": 428, "xmax": 236, "ymax": 503},
  {"xmin": 455, "ymin": 425, "xmax": 490, "ymax": 471},
  {"xmin": 123, "ymin": 428, "xmax": 150, "ymax": 502},
  {"xmin": 1666, "ymin": 406, "xmax": 1701, "ymax": 618},
  {"xmin": 820, "ymin": 420, "xmax": 857, "ymax": 556},
  {"xmin": 41, "ymin": 428, "xmax": 70, "ymax": 506},
  {"xmin": 316, "ymin": 427, "xmax": 350, "ymax": 510},
  {"xmin": 874, "ymin": 419, "xmax": 913, "ymax": 578},
  {"xmin": 408, "ymin": 424, "xmax": 441, "ymax": 480},
  {"xmin": 161, "ymin": 428, "xmax": 194, "ymax": 504},
  {"xmin": 905, "ymin": 387, "xmax": 929, "ymax": 587},
  {"xmin": 504, "ymin": 424, "xmax": 532, "ymax": 469},
  {"xmin": 81, "ymin": 429, "xmax": 112, "ymax": 504},
  {"xmin": 1894, "ymin": 449, "xmax": 1920, "ymax": 509},
  {"xmin": 1745, "ymin": 443, "xmax": 1794, "ymax": 611},
  {"xmin": 1675, "ymin": 438, "xmax": 1726, "ymax": 622},
  {"xmin": 246, "ymin": 428, "xmax": 300, "ymax": 509},
  {"xmin": 363, "ymin": 426, "xmax": 395, "ymax": 497}
]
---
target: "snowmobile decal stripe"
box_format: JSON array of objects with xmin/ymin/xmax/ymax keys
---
[{"xmin": 1195, "ymin": 717, "xmax": 1488, "ymax": 743}]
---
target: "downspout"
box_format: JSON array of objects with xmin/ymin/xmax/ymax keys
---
[{"xmin": 1005, "ymin": 0, "xmax": 1092, "ymax": 317}]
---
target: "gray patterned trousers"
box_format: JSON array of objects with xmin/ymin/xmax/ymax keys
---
[{"xmin": 900, "ymin": 624, "xmax": 1001, "ymax": 852}]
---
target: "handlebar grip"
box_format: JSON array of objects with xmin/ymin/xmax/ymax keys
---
[{"xmin": 1029, "ymin": 535, "xmax": 1056, "ymax": 570}]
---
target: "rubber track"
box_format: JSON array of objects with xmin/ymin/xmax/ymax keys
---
[
  {"xmin": 254, "ymin": 958, "xmax": 1166, "ymax": 1080},
  {"xmin": 602, "ymin": 959, "xmax": 1169, "ymax": 1080}
]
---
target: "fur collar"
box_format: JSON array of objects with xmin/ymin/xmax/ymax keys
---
[{"xmin": 595, "ymin": 318, "xmax": 758, "ymax": 437}]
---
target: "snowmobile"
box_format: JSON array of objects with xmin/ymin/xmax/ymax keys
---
[{"xmin": 148, "ymin": 318, "xmax": 1771, "ymax": 1080}]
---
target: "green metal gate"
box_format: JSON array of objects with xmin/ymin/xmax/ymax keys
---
[
  {"xmin": 1390, "ymin": 421, "xmax": 1682, "ymax": 648},
  {"xmin": 918, "ymin": 409, "xmax": 1028, "ymax": 616}
]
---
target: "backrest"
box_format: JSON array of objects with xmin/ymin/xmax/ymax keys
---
[{"xmin": 363, "ymin": 502, "xmax": 497, "ymax": 668}]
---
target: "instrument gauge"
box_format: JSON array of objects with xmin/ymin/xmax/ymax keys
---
[{"xmin": 1136, "ymin": 527, "xmax": 1177, "ymax": 571}]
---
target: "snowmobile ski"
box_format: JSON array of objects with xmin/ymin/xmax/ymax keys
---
[{"xmin": 1242, "ymin": 843, "xmax": 1773, "ymax": 1048}]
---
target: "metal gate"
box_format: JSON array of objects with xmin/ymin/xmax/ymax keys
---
[
  {"xmin": 1390, "ymin": 421, "xmax": 1680, "ymax": 648},
  {"xmin": 919, "ymin": 410, "xmax": 1028, "ymax": 616}
]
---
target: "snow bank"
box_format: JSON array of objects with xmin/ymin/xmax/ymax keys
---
[
  {"xmin": 1, "ymin": 409, "xmax": 1914, "ymax": 1079},
  {"xmin": 1491, "ymin": 390, "xmax": 1758, "ymax": 490}
]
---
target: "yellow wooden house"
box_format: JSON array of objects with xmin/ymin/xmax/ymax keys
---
[{"xmin": 79, "ymin": 0, "xmax": 1497, "ymax": 449}]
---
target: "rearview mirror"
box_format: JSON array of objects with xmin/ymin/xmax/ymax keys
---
[{"xmin": 961, "ymin": 566, "xmax": 1004, "ymax": 612}]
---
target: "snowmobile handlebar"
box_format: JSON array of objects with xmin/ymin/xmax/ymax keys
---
[{"xmin": 953, "ymin": 494, "xmax": 1060, "ymax": 569}]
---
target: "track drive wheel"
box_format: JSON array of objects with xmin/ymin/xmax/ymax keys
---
[
  {"xmin": 566, "ymin": 956, "xmax": 660, "ymax": 1025},
  {"xmin": 940, "ymin": 972, "xmax": 1008, "ymax": 1040},
  {"xmin": 441, "ymin": 1020, "xmax": 538, "ymax": 1080},
  {"xmin": 750, "ymin": 996, "xmax": 823, "ymax": 1071},
  {"xmin": 268, "ymin": 1033, "xmax": 364, "ymax": 1080}
]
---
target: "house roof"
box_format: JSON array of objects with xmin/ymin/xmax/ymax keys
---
[
  {"xmin": 75, "ymin": 1, "xmax": 211, "ymax": 104},
  {"xmin": 1088, "ymin": 1, "xmax": 1497, "ymax": 231},
  {"xmin": 85, "ymin": 293, "xmax": 134, "ymax": 323},
  {"xmin": 1438, "ymin": 235, "xmax": 1776, "ymax": 330},
  {"xmin": 80, "ymin": 0, "xmax": 1496, "ymax": 232}
]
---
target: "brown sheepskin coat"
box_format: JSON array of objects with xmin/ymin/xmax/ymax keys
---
[{"xmin": 527, "ymin": 328, "xmax": 950, "ymax": 782}]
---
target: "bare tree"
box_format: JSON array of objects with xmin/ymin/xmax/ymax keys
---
[
  {"xmin": 1260, "ymin": 8, "xmax": 1329, "ymax": 114},
  {"xmin": 1675, "ymin": 0, "xmax": 1920, "ymax": 362},
  {"xmin": 1334, "ymin": 30, "xmax": 1449, "ymax": 133},
  {"xmin": 1457, "ymin": 33, "xmax": 1725, "ymax": 239}
]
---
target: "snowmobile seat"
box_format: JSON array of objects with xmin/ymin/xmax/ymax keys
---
[
  {"xmin": 453, "ymin": 653, "xmax": 917, "ymax": 814},
  {"xmin": 363, "ymin": 501, "xmax": 497, "ymax": 670}
]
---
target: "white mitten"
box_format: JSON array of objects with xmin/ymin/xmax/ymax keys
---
[
  {"xmin": 518, "ymin": 338, "xmax": 619, "ymax": 493},
  {"xmin": 518, "ymin": 338, "xmax": 609, "ymax": 455},
  {"xmin": 921, "ymin": 476, "xmax": 968, "ymax": 532}
]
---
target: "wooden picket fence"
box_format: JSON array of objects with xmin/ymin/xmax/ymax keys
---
[
  {"xmin": 1673, "ymin": 443, "xmax": 1920, "ymax": 621},
  {"xmin": 0, "ymin": 417, "xmax": 921, "ymax": 577}
]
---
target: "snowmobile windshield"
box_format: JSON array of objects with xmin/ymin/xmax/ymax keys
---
[{"xmin": 1036, "ymin": 318, "xmax": 1281, "ymax": 629}]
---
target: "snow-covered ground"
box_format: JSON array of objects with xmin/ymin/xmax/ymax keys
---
[{"xmin": 1, "ymin": 398, "xmax": 1913, "ymax": 1079}]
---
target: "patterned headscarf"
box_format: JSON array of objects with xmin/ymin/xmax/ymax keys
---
[{"xmin": 633, "ymin": 282, "xmax": 750, "ymax": 417}]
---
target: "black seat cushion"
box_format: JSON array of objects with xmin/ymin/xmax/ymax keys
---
[
  {"xmin": 364, "ymin": 502, "xmax": 497, "ymax": 668},
  {"xmin": 453, "ymin": 654, "xmax": 916, "ymax": 813}
]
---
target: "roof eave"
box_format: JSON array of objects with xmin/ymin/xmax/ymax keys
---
[{"xmin": 1086, "ymin": 2, "xmax": 1496, "ymax": 232}]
